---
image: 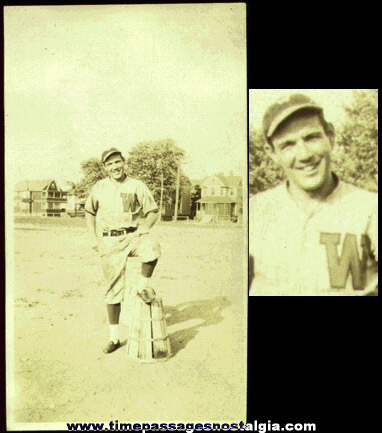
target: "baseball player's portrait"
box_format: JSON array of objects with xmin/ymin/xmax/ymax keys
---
[
  {"xmin": 5, "ymin": 4, "xmax": 247, "ymax": 428},
  {"xmin": 249, "ymin": 90, "xmax": 378, "ymax": 296}
]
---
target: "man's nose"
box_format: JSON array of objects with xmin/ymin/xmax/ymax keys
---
[{"xmin": 296, "ymin": 139, "xmax": 314, "ymax": 161}]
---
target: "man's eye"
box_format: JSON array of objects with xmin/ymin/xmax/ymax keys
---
[
  {"xmin": 282, "ymin": 142, "xmax": 294, "ymax": 149},
  {"xmin": 306, "ymin": 134, "xmax": 321, "ymax": 141}
]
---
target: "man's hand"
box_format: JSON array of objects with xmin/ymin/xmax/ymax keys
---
[
  {"xmin": 355, "ymin": 276, "xmax": 378, "ymax": 296},
  {"xmin": 136, "ymin": 226, "xmax": 150, "ymax": 236},
  {"xmin": 86, "ymin": 212, "xmax": 99, "ymax": 252}
]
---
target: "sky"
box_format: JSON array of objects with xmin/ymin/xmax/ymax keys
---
[
  {"xmin": 4, "ymin": 4, "xmax": 246, "ymax": 188},
  {"xmin": 249, "ymin": 89, "xmax": 359, "ymax": 132}
]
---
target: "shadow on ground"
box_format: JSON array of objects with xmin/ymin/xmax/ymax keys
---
[{"xmin": 164, "ymin": 296, "xmax": 232, "ymax": 356}]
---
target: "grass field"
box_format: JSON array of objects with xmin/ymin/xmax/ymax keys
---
[{"xmin": 8, "ymin": 218, "xmax": 246, "ymax": 427}]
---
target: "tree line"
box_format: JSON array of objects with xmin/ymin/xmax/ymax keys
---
[{"xmin": 75, "ymin": 139, "xmax": 191, "ymax": 207}]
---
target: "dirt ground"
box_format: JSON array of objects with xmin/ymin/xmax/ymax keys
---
[{"xmin": 9, "ymin": 221, "xmax": 246, "ymax": 427}]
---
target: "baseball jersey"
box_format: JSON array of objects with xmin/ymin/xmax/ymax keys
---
[
  {"xmin": 85, "ymin": 176, "xmax": 158, "ymax": 235},
  {"xmin": 249, "ymin": 178, "xmax": 378, "ymax": 296}
]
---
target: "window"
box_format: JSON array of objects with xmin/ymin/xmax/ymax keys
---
[
  {"xmin": 230, "ymin": 188, "xmax": 235, "ymax": 196},
  {"xmin": 55, "ymin": 192, "xmax": 61, "ymax": 198},
  {"xmin": 220, "ymin": 187, "xmax": 225, "ymax": 196},
  {"xmin": 48, "ymin": 192, "xmax": 53, "ymax": 198},
  {"xmin": 42, "ymin": 191, "xmax": 46, "ymax": 198},
  {"xmin": 211, "ymin": 187, "xmax": 215, "ymax": 196}
]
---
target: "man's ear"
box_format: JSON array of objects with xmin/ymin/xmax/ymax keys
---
[
  {"xmin": 265, "ymin": 142, "xmax": 279, "ymax": 164},
  {"xmin": 326, "ymin": 122, "xmax": 336, "ymax": 146}
]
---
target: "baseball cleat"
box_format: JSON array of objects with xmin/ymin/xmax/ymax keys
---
[
  {"xmin": 103, "ymin": 340, "xmax": 121, "ymax": 354},
  {"xmin": 138, "ymin": 287, "xmax": 156, "ymax": 304}
]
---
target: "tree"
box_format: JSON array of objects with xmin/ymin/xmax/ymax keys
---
[
  {"xmin": 125, "ymin": 139, "xmax": 190, "ymax": 205},
  {"xmin": 75, "ymin": 158, "xmax": 107, "ymax": 199},
  {"xmin": 332, "ymin": 89, "xmax": 378, "ymax": 192},
  {"xmin": 249, "ymin": 126, "xmax": 285, "ymax": 196},
  {"xmin": 75, "ymin": 139, "xmax": 191, "ymax": 204}
]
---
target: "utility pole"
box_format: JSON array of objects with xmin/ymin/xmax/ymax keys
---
[
  {"xmin": 173, "ymin": 161, "xmax": 181, "ymax": 221},
  {"xmin": 159, "ymin": 172, "xmax": 164, "ymax": 220},
  {"xmin": 26, "ymin": 179, "xmax": 33, "ymax": 215}
]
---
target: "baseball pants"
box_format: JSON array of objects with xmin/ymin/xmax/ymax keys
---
[{"xmin": 99, "ymin": 232, "xmax": 161, "ymax": 304}]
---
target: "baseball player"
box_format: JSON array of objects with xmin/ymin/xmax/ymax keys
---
[
  {"xmin": 85, "ymin": 147, "xmax": 161, "ymax": 353},
  {"xmin": 249, "ymin": 93, "xmax": 378, "ymax": 296}
]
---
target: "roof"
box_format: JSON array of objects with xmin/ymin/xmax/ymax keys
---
[
  {"xmin": 191, "ymin": 178, "xmax": 206, "ymax": 187},
  {"xmin": 14, "ymin": 179, "xmax": 62, "ymax": 192},
  {"xmin": 196, "ymin": 196, "xmax": 236, "ymax": 204},
  {"xmin": 215, "ymin": 174, "xmax": 242, "ymax": 188}
]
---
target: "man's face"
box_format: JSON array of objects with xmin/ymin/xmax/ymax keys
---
[
  {"xmin": 104, "ymin": 153, "xmax": 125, "ymax": 181},
  {"xmin": 269, "ymin": 113, "xmax": 333, "ymax": 193}
]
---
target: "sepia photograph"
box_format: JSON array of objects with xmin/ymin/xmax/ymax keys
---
[
  {"xmin": 5, "ymin": 4, "xmax": 247, "ymax": 429},
  {"xmin": 249, "ymin": 89, "xmax": 378, "ymax": 296}
]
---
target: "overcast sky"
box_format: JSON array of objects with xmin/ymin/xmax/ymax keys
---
[
  {"xmin": 5, "ymin": 4, "xmax": 246, "ymax": 187},
  {"xmin": 249, "ymin": 89, "xmax": 360, "ymax": 132}
]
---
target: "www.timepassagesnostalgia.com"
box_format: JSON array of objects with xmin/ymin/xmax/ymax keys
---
[{"xmin": 66, "ymin": 420, "xmax": 317, "ymax": 432}]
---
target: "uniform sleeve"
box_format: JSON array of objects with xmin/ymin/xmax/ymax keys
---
[
  {"xmin": 84, "ymin": 184, "xmax": 99, "ymax": 216},
  {"xmin": 138, "ymin": 182, "xmax": 158, "ymax": 216},
  {"xmin": 249, "ymin": 195, "xmax": 257, "ymax": 288},
  {"xmin": 367, "ymin": 200, "xmax": 378, "ymax": 261}
]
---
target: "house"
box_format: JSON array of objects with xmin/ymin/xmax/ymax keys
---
[
  {"xmin": 66, "ymin": 189, "xmax": 86, "ymax": 217},
  {"xmin": 195, "ymin": 173, "xmax": 242, "ymax": 222},
  {"xmin": 162, "ymin": 186, "xmax": 192, "ymax": 220},
  {"xmin": 14, "ymin": 179, "xmax": 68, "ymax": 217}
]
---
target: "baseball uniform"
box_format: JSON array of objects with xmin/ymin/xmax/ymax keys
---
[
  {"xmin": 85, "ymin": 176, "xmax": 161, "ymax": 303},
  {"xmin": 249, "ymin": 175, "xmax": 378, "ymax": 296}
]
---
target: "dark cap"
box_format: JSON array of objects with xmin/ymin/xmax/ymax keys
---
[
  {"xmin": 262, "ymin": 93, "xmax": 323, "ymax": 141},
  {"xmin": 101, "ymin": 147, "xmax": 123, "ymax": 163}
]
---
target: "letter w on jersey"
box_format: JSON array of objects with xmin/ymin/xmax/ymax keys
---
[
  {"xmin": 320, "ymin": 233, "xmax": 369, "ymax": 290},
  {"xmin": 120, "ymin": 193, "xmax": 138, "ymax": 213}
]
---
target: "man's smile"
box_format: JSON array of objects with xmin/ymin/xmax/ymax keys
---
[{"xmin": 295, "ymin": 161, "xmax": 320, "ymax": 173}]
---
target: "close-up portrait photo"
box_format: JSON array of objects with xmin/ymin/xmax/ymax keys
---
[{"xmin": 249, "ymin": 89, "xmax": 378, "ymax": 297}]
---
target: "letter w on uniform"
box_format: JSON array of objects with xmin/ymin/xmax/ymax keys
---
[
  {"xmin": 320, "ymin": 233, "xmax": 369, "ymax": 290},
  {"xmin": 120, "ymin": 193, "xmax": 138, "ymax": 212}
]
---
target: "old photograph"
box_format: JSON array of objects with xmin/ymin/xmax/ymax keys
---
[
  {"xmin": 249, "ymin": 89, "xmax": 378, "ymax": 296},
  {"xmin": 5, "ymin": 4, "xmax": 247, "ymax": 429}
]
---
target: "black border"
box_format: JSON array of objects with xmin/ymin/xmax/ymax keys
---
[
  {"xmin": 247, "ymin": 2, "xmax": 379, "ymax": 431},
  {"xmin": 2, "ymin": 1, "xmax": 379, "ymax": 431}
]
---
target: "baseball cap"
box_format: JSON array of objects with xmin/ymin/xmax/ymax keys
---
[
  {"xmin": 101, "ymin": 147, "xmax": 123, "ymax": 163},
  {"xmin": 262, "ymin": 93, "xmax": 323, "ymax": 141}
]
